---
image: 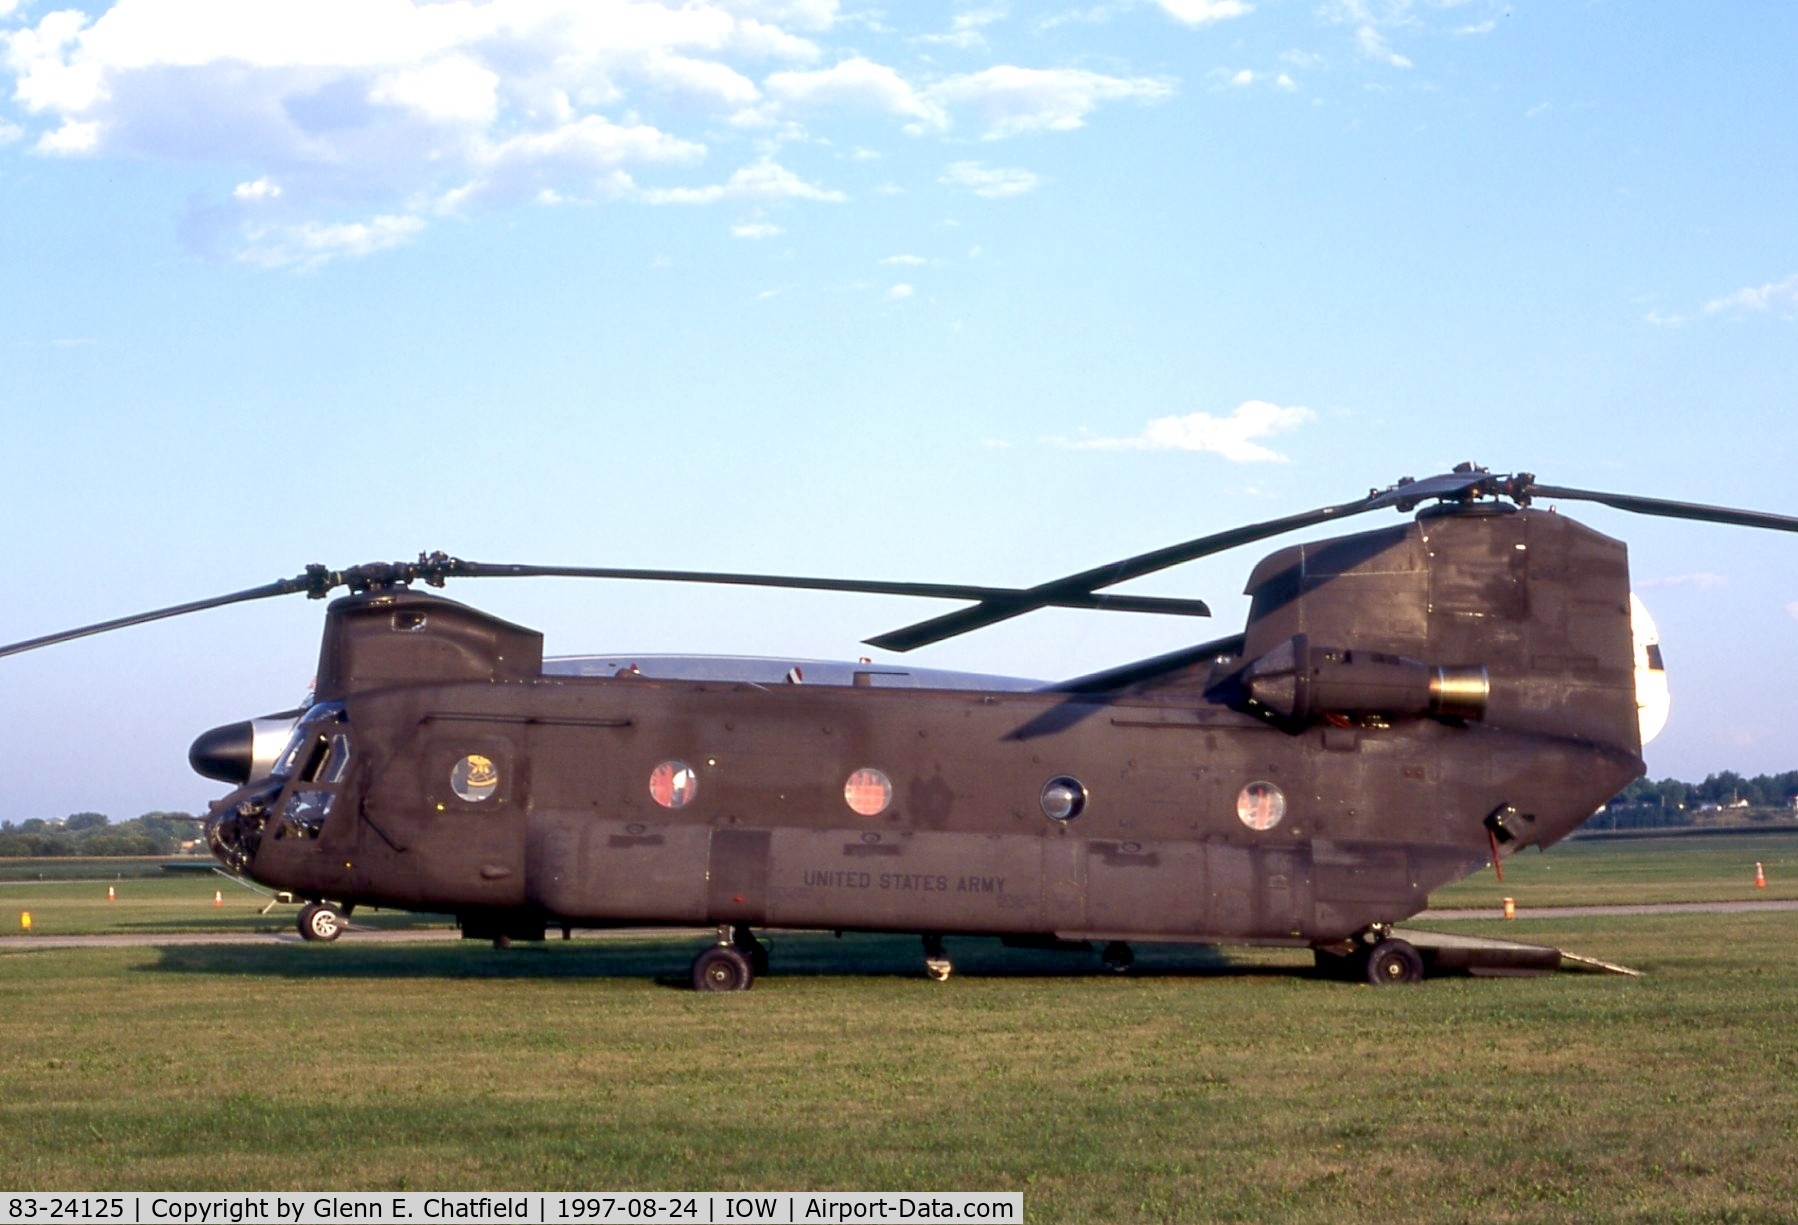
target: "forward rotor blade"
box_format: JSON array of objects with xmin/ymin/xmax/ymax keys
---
[
  {"xmin": 1527, "ymin": 485, "xmax": 1798, "ymax": 534},
  {"xmin": 866, "ymin": 492, "xmax": 1383, "ymax": 652},
  {"xmin": 447, "ymin": 561, "xmax": 1212, "ymax": 619},
  {"xmin": 0, "ymin": 575, "xmax": 316, "ymax": 660}
]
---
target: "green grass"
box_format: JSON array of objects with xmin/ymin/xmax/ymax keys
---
[
  {"xmin": 1432, "ymin": 830, "xmax": 1798, "ymax": 910},
  {"xmin": 1, "ymin": 922, "xmax": 1795, "ymax": 1221},
  {"xmin": 0, "ymin": 875, "xmax": 448, "ymax": 937},
  {"xmin": 3, "ymin": 840, "xmax": 1798, "ymax": 1219}
]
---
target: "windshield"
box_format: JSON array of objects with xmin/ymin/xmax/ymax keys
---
[{"xmin": 271, "ymin": 702, "xmax": 347, "ymax": 779}]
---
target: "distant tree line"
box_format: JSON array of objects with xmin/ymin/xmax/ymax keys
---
[
  {"xmin": 0, "ymin": 812, "xmax": 201, "ymax": 857},
  {"xmin": 1591, "ymin": 771, "xmax": 1798, "ymax": 831}
]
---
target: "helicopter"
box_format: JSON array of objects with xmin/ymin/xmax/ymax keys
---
[{"xmin": 7, "ymin": 464, "xmax": 1795, "ymax": 989}]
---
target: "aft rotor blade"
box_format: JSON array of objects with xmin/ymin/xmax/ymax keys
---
[
  {"xmin": 0, "ymin": 575, "xmax": 316, "ymax": 660},
  {"xmin": 866, "ymin": 492, "xmax": 1383, "ymax": 652},
  {"xmin": 1527, "ymin": 485, "xmax": 1798, "ymax": 534},
  {"xmin": 446, "ymin": 561, "xmax": 1212, "ymax": 619}
]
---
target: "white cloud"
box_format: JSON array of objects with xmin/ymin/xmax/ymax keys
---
[
  {"xmin": 1155, "ymin": 0, "xmax": 1252, "ymax": 26},
  {"xmin": 1354, "ymin": 25, "xmax": 1413, "ymax": 68},
  {"xmin": 731, "ymin": 220, "xmax": 783, "ymax": 237},
  {"xmin": 0, "ymin": 0, "xmax": 1172, "ymax": 264},
  {"xmin": 939, "ymin": 160, "xmax": 1040, "ymax": 198},
  {"xmin": 880, "ymin": 253, "xmax": 927, "ymax": 265},
  {"xmin": 639, "ymin": 157, "xmax": 845, "ymax": 203},
  {"xmin": 886, "ymin": 282, "xmax": 913, "ymax": 300},
  {"xmin": 1058, "ymin": 401, "xmax": 1316, "ymax": 463},
  {"xmin": 1704, "ymin": 274, "xmax": 1798, "ymax": 318},
  {"xmin": 0, "ymin": 0, "xmax": 832, "ymax": 261},
  {"xmin": 764, "ymin": 56, "xmax": 945, "ymax": 128},
  {"xmin": 239, "ymin": 213, "xmax": 426, "ymax": 270},
  {"xmin": 920, "ymin": 6, "xmax": 1008, "ymax": 49},
  {"xmin": 232, "ymin": 176, "xmax": 282, "ymax": 201},
  {"xmin": 926, "ymin": 66, "xmax": 1174, "ymax": 138},
  {"xmin": 36, "ymin": 119, "xmax": 100, "ymax": 154},
  {"xmin": 369, "ymin": 56, "xmax": 501, "ymax": 124}
]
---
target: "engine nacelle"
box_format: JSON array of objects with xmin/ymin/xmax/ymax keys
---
[{"xmin": 1243, "ymin": 634, "xmax": 1488, "ymax": 723}]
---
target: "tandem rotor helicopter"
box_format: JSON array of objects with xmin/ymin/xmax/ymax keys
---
[{"xmin": 7, "ymin": 465, "xmax": 1796, "ymax": 989}]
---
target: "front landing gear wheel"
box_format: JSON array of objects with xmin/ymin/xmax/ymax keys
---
[
  {"xmin": 1364, "ymin": 938, "xmax": 1424, "ymax": 985},
  {"xmin": 298, "ymin": 903, "xmax": 344, "ymax": 942},
  {"xmin": 692, "ymin": 945, "xmax": 754, "ymax": 992}
]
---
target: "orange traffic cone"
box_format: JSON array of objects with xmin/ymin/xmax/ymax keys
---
[
  {"xmin": 213, "ymin": 890, "xmax": 223, "ymax": 907},
  {"xmin": 1755, "ymin": 862, "xmax": 1766, "ymax": 889},
  {"xmin": 107, "ymin": 885, "xmax": 115, "ymax": 902}
]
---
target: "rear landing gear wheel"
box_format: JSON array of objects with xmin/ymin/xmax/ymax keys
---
[
  {"xmin": 1364, "ymin": 938, "xmax": 1424, "ymax": 985},
  {"xmin": 1100, "ymin": 941, "xmax": 1135, "ymax": 974},
  {"xmin": 298, "ymin": 903, "xmax": 344, "ymax": 942},
  {"xmin": 692, "ymin": 944, "xmax": 754, "ymax": 992}
]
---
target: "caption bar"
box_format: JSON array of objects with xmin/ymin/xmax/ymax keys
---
[{"xmin": 3, "ymin": 1195, "xmax": 1022, "ymax": 1225}]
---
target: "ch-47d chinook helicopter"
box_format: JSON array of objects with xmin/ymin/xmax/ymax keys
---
[{"xmin": 7, "ymin": 466, "xmax": 1795, "ymax": 989}]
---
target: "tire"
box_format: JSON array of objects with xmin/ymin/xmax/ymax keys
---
[
  {"xmin": 1364, "ymin": 938, "xmax": 1424, "ymax": 985},
  {"xmin": 298, "ymin": 903, "xmax": 343, "ymax": 942},
  {"xmin": 692, "ymin": 945, "xmax": 754, "ymax": 992}
]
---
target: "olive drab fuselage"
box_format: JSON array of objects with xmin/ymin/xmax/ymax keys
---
[{"xmin": 205, "ymin": 504, "xmax": 1647, "ymax": 950}]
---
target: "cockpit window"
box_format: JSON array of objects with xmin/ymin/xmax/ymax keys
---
[
  {"xmin": 273, "ymin": 706, "xmax": 350, "ymax": 840},
  {"xmin": 272, "ymin": 703, "xmax": 346, "ymax": 779}
]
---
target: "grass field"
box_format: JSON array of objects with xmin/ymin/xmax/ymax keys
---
[
  {"xmin": 2, "ymin": 839, "xmax": 1796, "ymax": 1221},
  {"xmin": 0, "ymin": 873, "xmax": 448, "ymax": 937},
  {"xmin": 1431, "ymin": 830, "xmax": 1798, "ymax": 910}
]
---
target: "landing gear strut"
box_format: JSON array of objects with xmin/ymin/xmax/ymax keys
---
[{"xmin": 922, "ymin": 933, "xmax": 953, "ymax": 982}]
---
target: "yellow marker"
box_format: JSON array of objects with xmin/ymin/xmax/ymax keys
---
[
  {"xmin": 20, "ymin": 912, "xmax": 31, "ymax": 932},
  {"xmin": 1502, "ymin": 897, "xmax": 1516, "ymax": 920}
]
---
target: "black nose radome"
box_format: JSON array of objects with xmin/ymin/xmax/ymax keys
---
[{"xmin": 190, "ymin": 721, "xmax": 254, "ymax": 784}]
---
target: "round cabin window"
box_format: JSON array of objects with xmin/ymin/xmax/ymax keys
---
[
  {"xmin": 1236, "ymin": 780, "xmax": 1286, "ymax": 831},
  {"xmin": 844, "ymin": 768, "xmax": 893, "ymax": 817},
  {"xmin": 649, "ymin": 761, "xmax": 699, "ymax": 810},
  {"xmin": 451, "ymin": 754, "xmax": 499, "ymax": 803},
  {"xmin": 1040, "ymin": 776, "xmax": 1087, "ymax": 822}
]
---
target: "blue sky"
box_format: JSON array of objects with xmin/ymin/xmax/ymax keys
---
[{"xmin": 3, "ymin": 0, "xmax": 1795, "ymax": 820}]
